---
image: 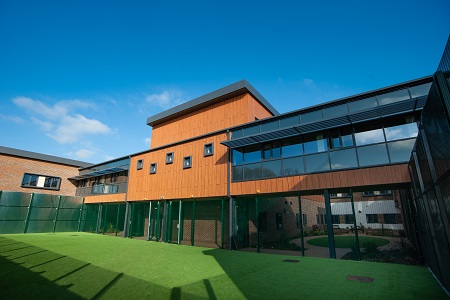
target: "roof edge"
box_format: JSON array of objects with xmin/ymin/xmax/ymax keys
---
[
  {"xmin": 146, "ymin": 80, "xmax": 279, "ymax": 127},
  {"xmin": 0, "ymin": 146, "xmax": 93, "ymax": 168}
]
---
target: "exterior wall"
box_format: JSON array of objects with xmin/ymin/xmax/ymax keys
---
[
  {"xmin": 128, "ymin": 133, "xmax": 228, "ymax": 200},
  {"xmin": 0, "ymin": 153, "xmax": 80, "ymax": 196},
  {"xmin": 231, "ymin": 164, "xmax": 410, "ymax": 196},
  {"xmin": 84, "ymin": 193, "xmax": 127, "ymax": 204},
  {"xmin": 150, "ymin": 93, "xmax": 273, "ymax": 148}
]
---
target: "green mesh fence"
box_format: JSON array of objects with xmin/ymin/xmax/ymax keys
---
[
  {"xmin": 0, "ymin": 191, "xmax": 83, "ymax": 234},
  {"xmin": 81, "ymin": 204, "xmax": 99, "ymax": 233}
]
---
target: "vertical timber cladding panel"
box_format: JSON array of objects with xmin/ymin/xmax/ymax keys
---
[
  {"xmin": 127, "ymin": 133, "xmax": 228, "ymax": 201},
  {"xmin": 231, "ymin": 164, "xmax": 411, "ymax": 196},
  {"xmin": 151, "ymin": 92, "xmax": 274, "ymax": 149}
]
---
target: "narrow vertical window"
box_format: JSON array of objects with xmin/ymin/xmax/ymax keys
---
[
  {"xmin": 183, "ymin": 156, "xmax": 192, "ymax": 169},
  {"xmin": 136, "ymin": 159, "xmax": 144, "ymax": 170},
  {"xmin": 166, "ymin": 152, "xmax": 174, "ymax": 164},
  {"xmin": 150, "ymin": 163, "xmax": 157, "ymax": 174},
  {"xmin": 204, "ymin": 143, "xmax": 214, "ymax": 156}
]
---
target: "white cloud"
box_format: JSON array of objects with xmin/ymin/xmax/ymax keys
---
[
  {"xmin": 74, "ymin": 148, "xmax": 97, "ymax": 159},
  {"xmin": 302, "ymin": 78, "xmax": 314, "ymax": 86},
  {"xmin": 0, "ymin": 114, "xmax": 25, "ymax": 124},
  {"xmin": 144, "ymin": 137, "xmax": 151, "ymax": 147},
  {"xmin": 12, "ymin": 96, "xmax": 112, "ymax": 144},
  {"xmin": 145, "ymin": 90, "xmax": 185, "ymax": 110}
]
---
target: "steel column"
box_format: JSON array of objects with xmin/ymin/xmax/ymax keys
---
[
  {"xmin": 156, "ymin": 201, "xmax": 161, "ymax": 242},
  {"xmin": 147, "ymin": 201, "xmax": 152, "ymax": 241},
  {"xmin": 177, "ymin": 200, "xmax": 183, "ymax": 244},
  {"xmin": 52, "ymin": 195, "xmax": 62, "ymax": 233},
  {"xmin": 324, "ymin": 189, "xmax": 336, "ymax": 259},
  {"xmin": 77, "ymin": 198, "xmax": 85, "ymax": 232},
  {"xmin": 221, "ymin": 198, "xmax": 225, "ymax": 249},
  {"xmin": 23, "ymin": 193, "xmax": 34, "ymax": 234},
  {"xmin": 297, "ymin": 194, "xmax": 305, "ymax": 257},
  {"xmin": 167, "ymin": 201, "xmax": 173, "ymax": 243},
  {"xmin": 350, "ymin": 189, "xmax": 361, "ymax": 261}
]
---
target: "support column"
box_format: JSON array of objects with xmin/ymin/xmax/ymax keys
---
[
  {"xmin": 177, "ymin": 200, "xmax": 183, "ymax": 245},
  {"xmin": 52, "ymin": 195, "xmax": 62, "ymax": 233},
  {"xmin": 128, "ymin": 203, "xmax": 134, "ymax": 238},
  {"xmin": 147, "ymin": 201, "xmax": 152, "ymax": 241},
  {"xmin": 256, "ymin": 196, "xmax": 260, "ymax": 253},
  {"xmin": 297, "ymin": 194, "xmax": 305, "ymax": 257},
  {"xmin": 229, "ymin": 197, "xmax": 234, "ymax": 250},
  {"xmin": 77, "ymin": 198, "xmax": 85, "ymax": 232},
  {"xmin": 116, "ymin": 202, "xmax": 121, "ymax": 237},
  {"xmin": 167, "ymin": 201, "xmax": 173, "ymax": 243},
  {"xmin": 23, "ymin": 193, "xmax": 34, "ymax": 234},
  {"xmin": 221, "ymin": 198, "xmax": 225, "ymax": 249},
  {"xmin": 156, "ymin": 201, "xmax": 161, "ymax": 242},
  {"xmin": 191, "ymin": 200, "xmax": 196, "ymax": 246},
  {"xmin": 123, "ymin": 201, "xmax": 130, "ymax": 238},
  {"xmin": 324, "ymin": 189, "xmax": 336, "ymax": 259},
  {"xmin": 350, "ymin": 189, "xmax": 361, "ymax": 261}
]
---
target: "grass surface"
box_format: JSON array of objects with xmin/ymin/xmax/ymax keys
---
[
  {"xmin": 0, "ymin": 233, "xmax": 446, "ymax": 299},
  {"xmin": 307, "ymin": 236, "xmax": 390, "ymax": 248}
]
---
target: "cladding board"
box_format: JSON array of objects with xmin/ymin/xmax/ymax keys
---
[
  {"xmin": 84, "ymin": 193, "xmax": 127, "ymax": 204},
  {"xmin": 150, "ymin": 93, "xmax": 273, "ymax": 148}
]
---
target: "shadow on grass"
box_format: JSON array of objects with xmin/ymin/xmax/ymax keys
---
[{"xmin": 0, "ymin": 236, "xmax": 200, "ymax": 299}]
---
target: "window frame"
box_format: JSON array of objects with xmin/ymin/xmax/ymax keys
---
[
  {"xmin": 150, "ymin": 163, "xmax": 157, "ymax": 174},
  {"xmin": 21, "ymin": 173, "xmax": 61, "ymax": 191},
  {"xmin": 166, "ymin": 152, "xmax": 174, "ymax": 164},
  {"xmin": 183, "ymin": 156, "xmax": 192, "ymax": 169},
  {"xmin": 204, "ymin": 143, "xmax": 214, "ymax": 157},
  {"xmin": 136, "ymin": 159, "xmax": 144, "ymax": 170}
]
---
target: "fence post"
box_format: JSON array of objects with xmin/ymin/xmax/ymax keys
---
[
  {"xmin": 156, "ymin": 201, "xmax": 161, "ymax": 242},
  {"xmin": 221, "ymin": 198, "xmax": 225, "ymax": 249},
  {"xmin": 77, "ymin": 198, "xmax": 85, "ymax": 232},
  {"xmin": 23, "ymin": 193, "xmax": 34, "ymax": 234},
  {"xmin": 147, "ymin": 201, "xmax": 152, "ymax": 241},
  {"xmin": 191, "ymin": 200, "xmax": 196, "ymax": 246},
  {"xmin": 52, "ymin": 195, "xmax": 62, "ymax": 233},
  {"xmin": 177, "ymin": 200, "xmax": 183, "ymax": 245},
  {"xmin": 350, "ymin": 189, "xmax": 361, "ymax": 261},
  {"xmin": 298, "ymin": 193, "xmax": 305, "ymax": 257},
  {"xmin": 324, "ymin": 189, "xmax": 336, "ymax": 259},
  {"xmin": 167, "ymin": 201, "xmax": 173, "ymax": 243}
]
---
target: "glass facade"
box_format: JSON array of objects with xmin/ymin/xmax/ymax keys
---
[{"xmin": 231, "ymin": 114, "xmax": 418, "ymax": 181}]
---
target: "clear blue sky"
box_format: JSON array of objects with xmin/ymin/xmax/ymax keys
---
[{"xmin": 1, "ymin": 0, "xmax": 449, "ymax": 164}]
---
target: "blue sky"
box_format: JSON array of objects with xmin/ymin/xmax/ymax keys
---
[{"xmin": 0, "ymin": 0, "xmax": 449, "ymax": 164}]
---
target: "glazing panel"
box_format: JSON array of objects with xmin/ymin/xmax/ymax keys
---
[
  {"xmin": 409, "ymin": 82, "xmax": 432, "ymax": 98},
  {"xmin": 243, "ymin": 125, "xmax": 259, "ymax": 136},
  {"xmin": 329, "ymin": 148, "xmax": 358, "ymax": 170},
  {"xmin": 354, "ymin": 122, "xmax": 385, "ymax": 146},
  {"xmin": 280, "ymin": 115, "xmax": 300, "ymax": 128},
  {"xmin": 384, "ymin": 117, "xmax": 418, "ymax": 141},
  {"xmin": 232, "ymin": 166, "xmax": 243, "ymax": 181},
  {"xmin": 304, "ymin": 132, "xmax": 328, "ymax": 154},
  {"xmin": 348, "ymin": 97, "xmax": 378, "ymax": 112},
  {"xmin": 305, "ymin": 153, "xmax": 330, "ymax": 173},
  {"xmin": 232, "ymin": 149, "xmax": 243, "ymax": 166},
  {"xmin": 357, "ymin": 144, "xmax": 389, "ymax": 166},
  {"xmin": 283, "ymin": 156, "xmax": 305, "ymax": 175},
  {"xmin": 301, "ymin": 110, "xmax": 323, "ymax": 123},
  {"xmin": 341, "ymin": 127, "xmax": 354, "ymax": 147},
  {"xmin": 262, "ymin": 160, "xmax": 282, "ymax": 178},
  {"xmin": 244, "ymin": 145, "xmax": 261, "ymax": 163},
  {"xmin": 232, "ymin": 129, "xmax": 243, "ymax": 139},
  {"xmin": 387, "ymin": 139, "xmax": 416, "ymax": 163},
  {"xmin": 377, "ymin": 89, "xmax": 410, "ymax": 105},
  {"xmin": 243, "ymin": 163, "xmax": 262, "ymax": 180},
  {"xmin": 282, "ymin": 137, "xmax": 303, "ymax": 157},
  {"xmin": 261, "ymin": 120, "xmax": 278, "ymax": 132},
  {"xmin": 323, "ymin": 103, "xmax": 348, "ymax": 119}
]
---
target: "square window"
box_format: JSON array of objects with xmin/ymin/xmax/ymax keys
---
[
  {"xmin": 183, "ymin": 156, "xmax": 192, "ymax": 169},
  {"xmin": 150, "ymin": 163, "xmax": 157, "ymax": 174},
  {"xmin": 166, "ymin": 152, "xmax": 174, "ymax": 164},
  {"xmin": 204, "ymin": 143, "xmax": 214, "ymax": 156},
  {"xmin": 137, "ymin": 159, "xmax": 144, "ymax": 170}
]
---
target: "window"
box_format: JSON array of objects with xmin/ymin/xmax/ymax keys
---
[
  {"xmin": 204, "ymin": 143, "xmax": 214, "ymax": 156},
  {"xmin": 304, "ymin": 132, "xmax": 328, "ymax": 154},
  {"xmin": 363, "ymin": 190, "xmax": 392, "ymax": 196},
  {"xmin": 232, "ymin": 166, "xmax": 243, "ymax": 181},
  {"xmin": 384, "ymin": 116, "xmax": 418, "ymax": 141},
  {"xmin": 166, "ymin": 152, "xmax": 174, "ymax": 164},
  {"xmin": 282, "ymin": 137, "xmax": 303, "ymax": 158},
  {"xmin": 243, "ymin": 125, "xmax": 259, "ymax": 136},
  {"xmin": 357, "ymin": 144, "xmax": 389, "ymax": 167},
  {"xmin": 183, "ymin": 156, "xmax": 192, "ymax": 169},
  {"xmin": 305, "ymin": 152, "xmax": 330, "ymax": 173},
  {"xmin": 377, "ymin": 89, "xmax": 410, "ymax": 105},
  {"xmin": 323, "ymin": 103, "xmax": 348, "ymax": 119},
  {"xmin": 150, "ymin": 163, "xmax": 157, "ymax": 174},
  {"xmin": 354, "ymin": 122, "xmax": 385, "ymax": 146},
  {"xmin": 330, "ymin": 193, "xmax": 351, "ymax": 198},
  {"xmin": 330, "ymin": 148, "xmax": 358, "ymax": 170},
  {"xmin": 388, "ymin": 139, "xmax": 416, "ymax": 163},
  {"xmin": 21, "ymin": 173, "xmax": 61, "ymax": 190},
  {"xmin": 409, "ymin": 82, "xmax": 432, "ymax": 98},
  {"xmin": 259, "ymin": 212, "xmax": 267, "ymax": 232},
  {"xmin": 344, "ymin": 214, "xmax": 354, "ymax": 224},
  {"xmin": 348, "ymin": 97, "xmax": 378, "ymax": 112},
  {"xmin": 302, "ymin": 214, "xmax": 307, "ymax": 226},
  {"xmin": 283, "ymin": 156, "xmax": 305, "ymax": 176},
  {"xmin": 243, "ymin": 145, "xmax": 261, "ymax": 163},
  {"xmin": 366, "ymin": 214, "xmax": 379, "ymax": 223},
  {"xmin": 260, "ymin": 120, "xmax": 278, "ymax": 132},
  {"xmin": 280, "ymin": 115, "xmax": 300, "ymax": 128},
  {"xmin": 136, "ymin": 159, "xmax": 144, "ymax": 170},
  {"xmin": 301, "ymin": 110, "xmax": 323, "ymax": 123},
  {"xmin": 332, "ymin": 215, "xmax": 340, "ymax": 224},
  {"xmin": 276, "ymin": 213, "xmax": 283, "ymax": 230},
  {"xmin": 232, "ymin": 149, "xmax": 244, "ymax": 166},
  {"xmin": 384, "ymin": 214, "xmax": 401, "ymax": 224},
  {"xmin": 263, "ymin": 141, "xmax": 281, "ymax": 160},
  {"xmin": 316, "ymin": 214, "xmax": 325, "ymax": 225},
  {"xmin": 261, "ymin": 160, "xmax": 282, "ymax": 178}
]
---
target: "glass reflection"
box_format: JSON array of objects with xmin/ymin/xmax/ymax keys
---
[
  {"xmin": 243, "ymin": 163, "xmax": 262, "ymax": 180},
  {"xmin": 262, "ymin": 160, "xmax": 282, "ymax": 178},
  {"xmin": 377, "ymin": 89, "xmax": 410, "ymax": 105},
  {"xmin": 354, "ymin": 122, "xmax": 385, "ymax": 146},
  {"xmin": 280, "ymin": 115, "xmax": 300, "ymax": 128},
  {"xmin": 232, "ymin": 166, "xmax": 243, "ymax": 181},
  {"xmin": 261, "ymin": 120, "xmax": 279, "ymax": 132},
  {"xmin": 304, "ymin": 132, "xmax": 328, "ymax": 154},
  {"xmin": 283, "ymin": 157, "xmax": 305, "ymax": 175},
  {"xmin": 388, "ymin": 139, "xmax": 416, "ymax": 163},
  {"xmin": 282, "ymin": 137, "xmax": 303, "ymax": 157},
  {"xmin": 244, "ymin": 145, "xmax": 261, "ymax": 163},
  {"xmin": 232, "ymin": 129, "xmax": 243, "ymax": 139},
  {"xmin": 330, "ymin": 148, "xmax": 358, "ymax": 170},
  {"xmin": 348, "ymin": 97, "xmax": 378, "ymax": 112},
  {"xmin": 305, "ymin": 153, "xmax": 330, "ymax": 173},
  {"xmin": 384, "ymin": 117, "xmax": 418, "ymax": 141},
  {"xmin": 323, "ymin": 103, "xmax": 348, "ymax": 119},
  {"xmin": 357, "ymin": 144, "xmax": 389, "ymax": 166},
  {"xmin": 232, "ymin": 149, "xmax": 243, "ymax": 166},
  {"xmin": 409, "ymin": 83, "xmax": 432, "ymax": 98},
  {"xmin": 301, "ymin": 110, "xmax": 323, "ymax": 123},
  {"xmin": 243, "ymin": 125, "xmax": 259, "ymax": 136}
]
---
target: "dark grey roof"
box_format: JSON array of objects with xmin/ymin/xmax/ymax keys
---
[
  {"xmin": 0, "ymin": 146, "xmax": 93, "ymax": 168},
  {"xmin": 69, "ymin": 167, "xmax": 127, "ymax": 180},
  {"xmin": 146, "ymin": 80, "xmax": 279, "ymax": 126}
]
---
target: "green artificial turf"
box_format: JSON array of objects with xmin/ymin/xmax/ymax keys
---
[
  {"xmin": 307, "ymin": 236, "xmax": 390, "ymax": 248},
  {"xmin": 0, "ymin": 233, "xmax": 446, "ymax": 299}
]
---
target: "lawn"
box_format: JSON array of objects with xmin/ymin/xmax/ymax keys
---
[
  {"xmin": 307, "ymin": 236, "xmax": 390, "ymax": 248},
  {"xmin": 0, "ymin": 233, "xmax": 446, "ymax": 299}
]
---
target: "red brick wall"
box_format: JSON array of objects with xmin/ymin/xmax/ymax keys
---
[{"xmin": 0, "ymin": 153, "xmax": 80, "ymax": 196}]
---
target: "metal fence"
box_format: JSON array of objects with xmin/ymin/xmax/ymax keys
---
[{"xmin": 0, "ymin": 191, "xmax": 84, "ymax": 234}]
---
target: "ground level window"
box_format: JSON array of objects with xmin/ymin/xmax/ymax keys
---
[
  {"xmin": 21, "ymin": 173, "xmax": 61, "ymax": 190},
  {"xmin": 366, "ymin": 214, "xmax": 378, "ymax": 223},
  {"xmin": 384, "ymin": 213, "xmax": 401, "ymax": 224}
]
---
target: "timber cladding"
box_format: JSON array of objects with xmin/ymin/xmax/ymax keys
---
[
  {"xmin": 84, "ymin": 193, "xmax": 127, "ymax": 204},
  {"xmin": 150, "ymin": 93, "xmax": 274, "ymax": 149},
  {"xmin": 231, "ymin": 164, "xmax": 411, "ymax": 196},
  {"xmin": 128, "ymin": 133, "xmax": 229, "ymax": 200}
]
